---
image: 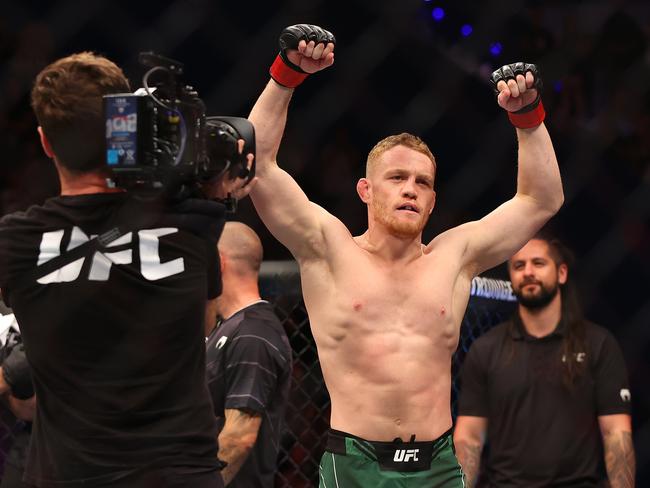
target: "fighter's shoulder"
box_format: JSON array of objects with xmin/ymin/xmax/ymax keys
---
[
  {"xmin": 309, "ymin": 205, "xmax": 363, "ymax": 266},
  {"xmin": 313, "ymin": 203, "xmax": 352, "ymax": 239},
  {"xmin": 425, "ymin": 221, "xmax": 477, "ymax": 254},
  {"xmin": 297, "ymin": 202, "xmax": 354, "ymax": 261}
]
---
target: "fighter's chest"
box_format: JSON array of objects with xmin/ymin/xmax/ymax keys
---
[{"xmin": 335, "ymin": 259, "xmax": 456, "ymax": 326}]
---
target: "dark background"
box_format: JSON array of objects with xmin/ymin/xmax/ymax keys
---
[{"xmin": 1, "ymin": 0, "xmax": 649, "ymax": 484}]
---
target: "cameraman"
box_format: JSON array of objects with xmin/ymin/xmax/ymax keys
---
[{"xmin": 0, "ymin": 52, "xmax": 252, "ymax": 487}]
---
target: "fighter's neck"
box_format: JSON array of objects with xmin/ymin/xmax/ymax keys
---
[
  {"xmin": 355, "ymin": 228, "xmax": 425, "ymax": 262},
  {"xmin": 518, "ymin": 293, "xmax": 562, "ymax": 338}
]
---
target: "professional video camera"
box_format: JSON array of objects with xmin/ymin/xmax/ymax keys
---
[{"xmin": 103, "ymin": 52, "xmax": 255, "ymax": 203}]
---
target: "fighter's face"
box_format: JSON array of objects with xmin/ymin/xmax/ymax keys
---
[
  {"xmin": 362, "ymin": 145, "xmax": 436, "ymax": 239},
  {"xmin": 509, "ymin": 239, "xmax": 567, "ymax": 309}
]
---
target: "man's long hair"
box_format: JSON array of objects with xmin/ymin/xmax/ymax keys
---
[{"xmin": 506, "ymin": 231, "xmax": 587, "ymax": 388}]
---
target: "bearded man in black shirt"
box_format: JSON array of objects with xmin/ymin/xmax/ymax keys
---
[
  {"xmin": 454, "ymin": 232, "xmax": 635, "ymax": 487},
  {"xmin": 0, "ymin": 52, "xmax": 252, "ymax": 487}
]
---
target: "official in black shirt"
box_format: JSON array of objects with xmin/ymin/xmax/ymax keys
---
[
  {"xmin": 454, "ymin": 233, "xmax": 635, "ymax": 488},
  {"xmin": 0, "ymin": 52, "xmax": 253, "ymax": 487},
  {"xmin": 205, "ymin": 222, "xmax": 292, "ymax": 487}
]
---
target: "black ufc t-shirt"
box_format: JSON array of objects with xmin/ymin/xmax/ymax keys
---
[
  {"xmin": 0, "ymin": 193, "xmax": 224, "ymax": 487},
  {"xmin": 458, "ymin": 315, "xmax": 631, "ymax": 488},
  {"xmin": 205, "ymin": 301, "xmax": 292, "ymax": 488}
]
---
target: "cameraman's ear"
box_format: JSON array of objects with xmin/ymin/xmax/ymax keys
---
[{"xmin": 37, "ymin": 127, "xmax": 55, "ymax": 159}]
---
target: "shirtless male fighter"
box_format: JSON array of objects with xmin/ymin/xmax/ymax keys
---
[{"xmin": 249, "ymin": 25, "xmax": 563, "ymax": 486}]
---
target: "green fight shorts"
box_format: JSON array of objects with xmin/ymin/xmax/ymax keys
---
[{"xmin": 318, "ymin": 428, "xmax": 465, "ymax": 488}]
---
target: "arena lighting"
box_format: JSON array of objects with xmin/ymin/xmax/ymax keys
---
[
  {"xmin": 460, "ymin": 24, "xmax": 473, "ymax": 37},
  {"xmin": 490, "ymin": 41, "xmax": 503, "ymax": 56},
  {"xmin": 553, "ymin": 80, "xmax": 563, "ymax": 92},
  {"xmin": 432, "ymin": 7, "xmax": 445, "ymax": 21}
]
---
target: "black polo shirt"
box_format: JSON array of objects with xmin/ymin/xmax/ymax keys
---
[
  {"xmin": 458, "ymin": 314, "xmax": 631, "ymax": 488},
  {"xmin": 206, "ymin": 300, "xmax": 292, "ymax": 488}
]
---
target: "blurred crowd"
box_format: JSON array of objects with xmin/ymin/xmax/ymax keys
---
[{"xmin": 0, "ymin": 0, "xmax": 648, "ymax": 485}]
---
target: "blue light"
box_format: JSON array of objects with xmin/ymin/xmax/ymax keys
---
[
  {"xmin": 432, "ymin": 7, "xmax": 445, "ymax": 21},
  {"xmin": 460, "ymin": 24, "xmax": 473, "ymax": 37},
  {"xmin": 489, "ymin": 42, "xmax": 503, "ymax": 56},
  {"xmin": 553, "ymin": 80, "xmax": 563, "ymax": 92}
]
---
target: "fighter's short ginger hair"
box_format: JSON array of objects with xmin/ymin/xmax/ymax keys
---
[{"xmin": 365, "ymin": 133, "xmax": 437, "ymax": 178}]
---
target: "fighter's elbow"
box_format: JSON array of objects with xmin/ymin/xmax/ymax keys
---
[
  {"xmin": 526, "ymin": 185, "xmax": 564, "ymax": 217},
  {"xmin": 551, "ymin": 185, "xmax": 564, "ymax": 215},
  {"xmin": 538, "ymin": 198, "xmax": 563, "ymax": 223},
  {"xmin": 547, "ymin": 188, "xmax": 564, "ymax": 215}
]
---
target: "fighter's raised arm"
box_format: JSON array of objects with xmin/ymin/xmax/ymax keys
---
[
  {"xmin": 249, "ymin": 25, "xmax": 336, "ymax": 261},
  {"xmin": 454, "ymin": 63, "xmax": 564, "ymax": 277}
]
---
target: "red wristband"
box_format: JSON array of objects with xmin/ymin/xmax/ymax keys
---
[
  {"xmin": 269, "ymin": 54, "xmax": 309, "ymax": 88},
  {"xmin": 507, "ymin": 100, "xmax": 546, "ymax": 129}
]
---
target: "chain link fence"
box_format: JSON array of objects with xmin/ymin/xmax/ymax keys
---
[{"xmin": 260, "ymin": 262, "xmax": 517, "ymax": 487}]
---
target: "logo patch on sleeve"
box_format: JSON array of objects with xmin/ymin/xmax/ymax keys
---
[{"xmin": 619, "ymin": 389, "xmax": 631, "ymax": 402}]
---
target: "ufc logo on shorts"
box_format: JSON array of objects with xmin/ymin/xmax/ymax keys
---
[
  {"xmin": 36, "ymin": 227, "xmax": 184, "ymax": 283},
  {"xmin": 393, "ymin": 448, "xmax": 419, "ymax": 462}
]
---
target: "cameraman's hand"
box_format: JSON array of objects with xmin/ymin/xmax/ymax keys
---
[
  {"xmin": 205, "ymin": 140, "xmax": 256, "ymax": 200},
  {"xmin": 220, "ymin": 157, "xmax": 257, "ymax": 200}
]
